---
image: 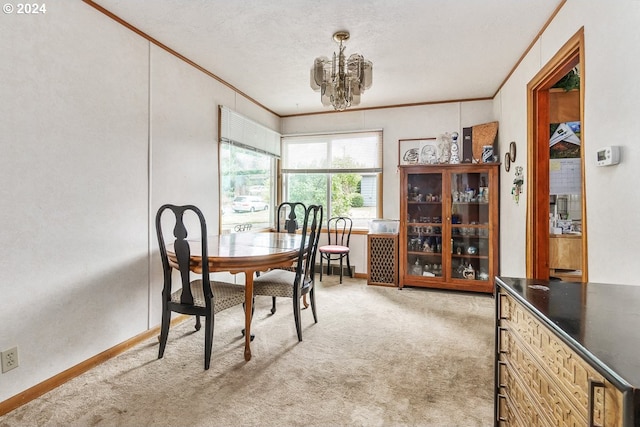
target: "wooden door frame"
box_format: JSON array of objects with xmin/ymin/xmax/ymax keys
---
[{"xmin": 526, "ymin": 28, "xmax": 587, "ymax": 280}]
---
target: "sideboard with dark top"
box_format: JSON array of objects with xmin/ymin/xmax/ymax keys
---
[{"xmin": 495, "ymin": 276, "xmax": 640, "ymax": 426}]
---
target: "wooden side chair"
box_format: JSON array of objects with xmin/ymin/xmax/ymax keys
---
[
  {"xmin": 252, "ymin": 204, "xmax": 323, "ymax": 341},
  {"xmin": 263, "ymin": 201, "xmax": 306, "ymax": 314},
  {"xmin": 155, "ymin": 204, "xmax": 246, "ymax": 370},
  {"xmin": 318, "ymin": 216, "xmax": 353, "ymax": 284},
  {"xmin": 277, "ymin": 201, "xmax": 306, "ymax": 234}
]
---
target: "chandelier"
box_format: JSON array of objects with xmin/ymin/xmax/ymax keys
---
[{"xmin": 310, "ymin": 31, "xmax": 373, "ymax": 111}]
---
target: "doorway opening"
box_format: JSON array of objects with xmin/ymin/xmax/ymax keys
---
[{"xmin": 526, "ymin": 28, "xmax": 587, "ymax": 282}]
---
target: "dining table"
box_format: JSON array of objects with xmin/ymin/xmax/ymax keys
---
[{"xmin": 167, "ymin": 231, "xmax": 305, "ymax": 361}]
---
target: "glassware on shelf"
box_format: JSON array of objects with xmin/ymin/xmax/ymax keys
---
[
  {"xmin": 411, "ymin": 259, "xmax": 422, "ymax": 276},
  {"xmin": 479, "ymin": 186, "xmax": 489, "ymax": 203}
]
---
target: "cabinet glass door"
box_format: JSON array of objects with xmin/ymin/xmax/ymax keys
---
[
  {"xmin": 450, "ymin": 172, "xmax": 490, "ymax": 282},
  {"xmin": 405, "ymin": 173, "xmax": 443, "ymax": 279}
]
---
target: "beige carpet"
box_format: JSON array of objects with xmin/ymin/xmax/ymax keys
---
[{"xmin": 0, "ymin": 276, "xmax": 495, "ymax": 427}]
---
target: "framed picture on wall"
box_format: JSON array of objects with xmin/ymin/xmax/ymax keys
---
[{"xmin": 398, "ymin": 138, "xmax": 436, "ymax": 166}]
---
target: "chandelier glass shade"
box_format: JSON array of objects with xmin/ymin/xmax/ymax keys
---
[{"xmin": 310, "ymin": 31, "xmax": 372, "ymax": 111}]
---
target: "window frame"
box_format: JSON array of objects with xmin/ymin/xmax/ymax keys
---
[
  {"xmin": 281, "ymin": 130, "xmax": 383, "ymax": 230},
  {"xmin": 218, "ymin": 106, "xmax": 280, "ymax": 234}
]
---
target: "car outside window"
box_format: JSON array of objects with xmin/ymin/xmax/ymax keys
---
[{"xmin": 232, "ymin": 196, "xmax": 269, "ymax": 213}]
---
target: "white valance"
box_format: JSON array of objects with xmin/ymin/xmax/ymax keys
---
[{"xmin": 220, "ymin": 106, "xmax": 281, "ymax": 157}]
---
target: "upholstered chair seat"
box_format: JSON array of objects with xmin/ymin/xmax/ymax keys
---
[
  {"xmin": 170, "ymin": 280, "xmax": 245, "ymax": 313},
  {"xmin": 318, "ymin": 217, "xmax": 353, "ymax": 284},
  {"xmin": 251, "ymin": 204, "xmax": 323, "ymax": 341}
]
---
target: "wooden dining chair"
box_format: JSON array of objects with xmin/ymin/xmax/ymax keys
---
[
  {"xmin": 318, "ymin": 216, "xmax": 353, "ymax": 284},
  {"xmin": 155, "ymin": 204, "xmax": 246, "ymax": 370},
  {"xmin": 277, "ymin": 201, "xmax": 306, "ymax": 234},
  {"xmin": 264, "ymin": 201, "xmax": 307, "ymax": 314},
  {"xmin": 252, "ymin": 204, "xmax": 323, "ymax": 341}
]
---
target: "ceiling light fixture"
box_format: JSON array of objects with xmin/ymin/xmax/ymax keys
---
[{"xmin": 310, "ymin": 31, "xmax": 372, "ymax": 111}]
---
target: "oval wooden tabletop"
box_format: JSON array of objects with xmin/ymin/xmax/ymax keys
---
[{"xmin": 168, "ymin": 232, "xmax": 306, "ymax": 273}]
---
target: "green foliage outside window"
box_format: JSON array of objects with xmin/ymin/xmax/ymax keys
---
[
  {"xmin": 288, "ymin": 174, "xmax": 326, "ymax": 207},
  {"xmin": 350, "ymin": 193, "xmax": 364, "ymax": 208},
  {"xmin": 287, "ymin": 172, "xmax": 363, "ymax": 218},
  {"xmin": 282, "ymin": 131, "xmax": 381, "ymax": 228},
  {"xmin": 331, "ymin": 173, "xmax": 361, "ymax": 217}
]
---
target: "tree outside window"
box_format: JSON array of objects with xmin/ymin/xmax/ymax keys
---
[{"xmin": 282, "ymin": 131, "xmax": 382, "ymax": 229}]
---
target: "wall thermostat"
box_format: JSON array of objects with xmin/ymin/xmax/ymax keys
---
[{"xmin": 596, "ymin": 145, "xmax": 620, "ymax": 166}]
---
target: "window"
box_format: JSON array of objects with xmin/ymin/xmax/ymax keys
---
[
  {"xmin": 219, "ymin": 107, "xmax": 280, "ymax": 233},
  {"xmin": 281, "ymin": 131, "xmax": 382, "ymax": 229}
]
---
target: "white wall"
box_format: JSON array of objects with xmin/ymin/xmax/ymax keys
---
[
  {"xmin": 0, "ymin": 0, "xmax": 148, "ymax": 401},
  {"xmin": 0, "ymin": 1, "xmax": 279, "ymax": 403},
  {"xmin": 495, "ymin": 0, "xmax": 640, "ymax": 284},
  {"xmin": 282, "ymin": 100, "xmax": 495, "ymax": 274}
]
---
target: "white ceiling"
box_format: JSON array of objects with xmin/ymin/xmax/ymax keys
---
[{"xmin": 92, "ymin": 0, "xmax": 563, "ymax": 117}]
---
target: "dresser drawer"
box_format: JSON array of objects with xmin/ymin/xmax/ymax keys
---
[
  {"xmin": 497, "ymin": 288, "xmax": 625, "ymax": 427},
  {"xmin": 496, "ymin": 392, "xmax": 522, "ymax": 427},
  {"xmin": 499, "ymin": 290, "xmax": 604, "ymax": 420},
  {"xmin": 498, "ymin": 358, "xmax": 549, "ymax": 426},
  {"xmin": 501, "ymin": 327, "xmax": 586, "ymax": 426}
]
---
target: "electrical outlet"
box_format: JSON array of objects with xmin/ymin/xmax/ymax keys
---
[{"xmin": 1, "ymin": 346, "xmax": 19, "ymax": 373}]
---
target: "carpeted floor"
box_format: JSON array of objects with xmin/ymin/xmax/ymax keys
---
[{"xmin": 0, "ymin": 276, "xmax": 496, "ymax": 427}]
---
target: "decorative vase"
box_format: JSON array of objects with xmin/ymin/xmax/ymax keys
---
[
  {"xmin": 438, "ymin": 133, "xmax": 451, "ymax": 164},
  {"xmin": 449, "ymin": 134, "xmax": 461, "ymax": 164},
  {"xmin": 482, "ymin": 145, "xmax": 494, "ymax": 163}
]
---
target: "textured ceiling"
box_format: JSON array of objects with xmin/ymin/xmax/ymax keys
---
[{"xmin": 91, "ymin": 0, "xmax": 563, "ymax": 116}]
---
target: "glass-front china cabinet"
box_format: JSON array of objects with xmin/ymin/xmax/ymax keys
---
[{"xmin": 399, "ymin": 164, "xmax": 499, "ymax": 293}]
